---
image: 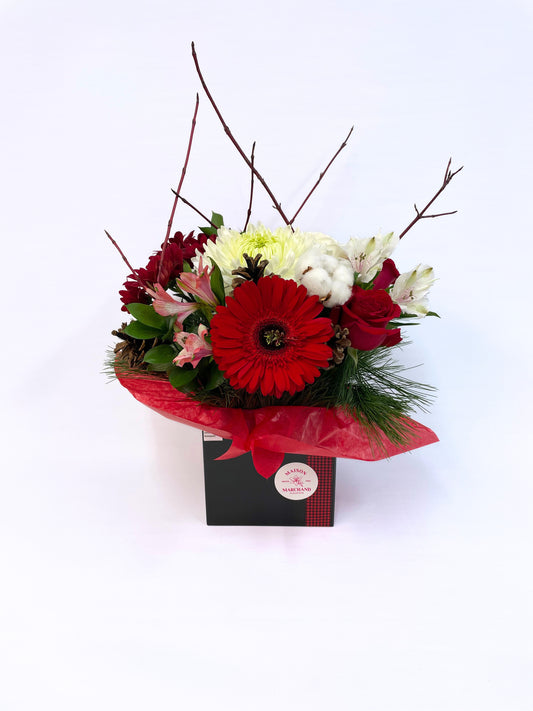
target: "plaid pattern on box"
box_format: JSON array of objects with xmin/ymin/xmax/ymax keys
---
[{"xmin": 304, "ymin": 455, "xmax": 335, "ymax": 527}]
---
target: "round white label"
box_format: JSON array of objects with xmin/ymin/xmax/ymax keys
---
[{"xmin": 274, "ymin": 462, "xmax": 318, "ymax": 500}]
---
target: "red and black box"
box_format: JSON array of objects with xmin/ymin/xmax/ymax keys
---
[{"xmin": 202, "ymin": 432, "xmax": 336, "ymax": 526}]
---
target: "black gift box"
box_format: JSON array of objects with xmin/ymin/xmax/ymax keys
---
[{"xmin": 202, "ymin": 432, "xmax": 336, "ymax": 526}]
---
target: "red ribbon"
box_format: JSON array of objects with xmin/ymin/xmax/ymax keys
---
[{"xmin": 117, "ymin": 373, "xmax": 438, "ymax": 477}]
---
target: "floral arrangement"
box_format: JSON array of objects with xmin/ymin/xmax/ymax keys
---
[{"xmin": 107, "ymin": 44, "xmax": 461, "ymax": 477}]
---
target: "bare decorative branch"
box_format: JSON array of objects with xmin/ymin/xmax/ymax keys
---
[
  {"xmin": 171, "ymin": 190, "xmax": 216, "ymax": 228},
  {"xmin": 243, "ymin": 141, "xmax": 256, "ymax": 232},
  {"xmin": 289, "ymin": 126, "xmax": 354, "ymax": 225},
  {"xmin": 105, "ymin": 230, "xmax": 148, "ymax": 288},
  {"xmin": 157, "ymin": 93, "xmax": 200, "ymax": 281},
  {"xmin": 398, "ymin": 158, "xmax": 463, "ymax": 240},
  {"xmin": 191, "ymin": 42, "xmax": 292, "ymax": 228}
]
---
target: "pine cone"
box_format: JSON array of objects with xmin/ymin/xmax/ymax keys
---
[
  {"xmin": 112, "ymin": 324, "xmax": 158, "ymax": 370},
  {"xmin": 231, "ymin": 253, "xmax": 269, "ymax": 289},
  {"xmin": 328, "ymin": 325, "xmax": 351, "ymax": 366}
]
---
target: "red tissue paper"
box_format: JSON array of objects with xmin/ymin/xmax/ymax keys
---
[{"xmin": 118, "ymin": 373, "xmax": 438, "ymax": 478}]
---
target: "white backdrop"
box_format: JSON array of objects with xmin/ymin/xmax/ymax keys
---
[{"xmin": 1, "ymin": 0, "xmax": 532, "ymax": 709}]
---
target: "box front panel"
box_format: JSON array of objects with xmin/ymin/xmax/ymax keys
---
[{"xmin": 203, "ymin": 434, "xmax": 335, "ymax": 526}]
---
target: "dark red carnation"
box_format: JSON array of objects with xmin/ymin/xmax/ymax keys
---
[
  {"xmin": 210, "ymin": 275, "xmax": 333, "ymax": 398},
  {"xmin": 119, "ymin": 230, "xmax": 215, "ymax": 311},
  {"xmin": 334, "ymin": 285, "xmax": 401, "ymax": 351}
]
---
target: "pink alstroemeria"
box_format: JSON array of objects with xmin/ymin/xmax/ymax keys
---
[
  {"xmin": 146, "ymin": 283, "xmax": 201, "ymax": 324},
  {"xmin": 173, "ymin": 324, "xmax": 213, "ymax": 368},
  {"xmin": 175, "ymin": 257, "xmax": 218, "ymax": 306}
]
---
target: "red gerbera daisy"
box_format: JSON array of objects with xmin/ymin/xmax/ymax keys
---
[{"xmin": 210, "ymin": 275, "xmax": 334, "ymax": 398}]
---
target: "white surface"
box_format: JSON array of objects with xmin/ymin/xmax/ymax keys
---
[{"xmin": 1, "ymin": 0, "xmax": 532, "ymax": 709}]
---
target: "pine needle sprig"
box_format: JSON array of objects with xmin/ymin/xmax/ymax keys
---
[{"xmin": 313, "ymin": 344, "xmax": 436, "ymax": 449}]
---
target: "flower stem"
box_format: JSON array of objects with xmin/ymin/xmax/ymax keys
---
[
  {"xmin": 243, "ymin": 141, "xmax": 256, "ymax": 232},
  {"xmin": 105, "ymin": 230, "xmax": 148, "ymax": 288},
  {"xmin": 191, "ymin": 42, "xmax": 292, "ymax": 229},
  {"xmin": 289, "ymin": 126, "xmax": 354, "ymax": 225},
  {"xmin": 398, "ymin": 158, "xmax": 463, "ymax": 240},
  {"xmin": 158, "ymin": 93, "xmax": 200, "ymax": 282},
  {"xmin": 171, "ymin": 191, "xmax": 216, "ymax": 228}
]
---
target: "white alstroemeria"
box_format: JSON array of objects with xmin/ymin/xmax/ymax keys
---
[
  {"xmin": 390, "ymin": 264, "xmax": 436, "ymax": 316},
  {"xmin": 345, "ymin": 231, "xmax": 399, "ymax": 284}
]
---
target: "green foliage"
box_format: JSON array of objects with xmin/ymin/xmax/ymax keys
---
[
  {"xmin": 209, "ymin": 260, "xmax": 225, "ymax": 305},
  {"xmin": 347, "ymin": 347, "xmax": 358, "ymax": 366},
  {"xmin": 211, "ymin": 211, "xmax": 224, "ymax": 228},
  {"xmin": 123, "ymin": 321, "xmax": 163, "ymax": 339},
  {"xmin": 167, "ymin": 364, "xmax": 197, "ymax": 389},
  {"xmin": 200, "ymin": 210, "xmax": 224, "ymax": 236},
  {"xmin": 126, "ymin": 303, "xmax": 166, "ymax": 330},
  {"xmin": 391, "ymin": 311, "xmax": 440, "ymax": 328},
  {"xmin": 143, "ymin": 344, "xmax": 176, "ymax": 365},
  {"xmin": 203, "ymin": 362, "xmax": 225, "ymax": 391}
]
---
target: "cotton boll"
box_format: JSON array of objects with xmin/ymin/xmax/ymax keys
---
[
  {"xmin": 324, "ymin": 281, "xmax": 352, "ymax": 308},
  {"xmin": 294, "ymin": 256, "xmax": 320, "ymax": 279},
  {"xmin": 295, "ymin": 249, "xmax": 326, "ymax": 276},
  {"xmin": 321, "ymin": 254, "xmax": 339, "ymax": 272},
  {"xmin": 300, "ymin": 268, "xmax": 332, "ymax": 299},
  {"xmin": 333, "ymin": 263, "xmax": 354, "ymax": 284},
  {"xmin": 320, "ymin": 262, "xmax": 354, "ymax": 307}
]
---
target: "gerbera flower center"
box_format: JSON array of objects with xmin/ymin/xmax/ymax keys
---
[{"xmin": 259, "ymin": 325, "xmax": 286, "ymax": 350}]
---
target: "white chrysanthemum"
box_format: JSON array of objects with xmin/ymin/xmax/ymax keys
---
[
  {"xmin": 197, "ymin": 224, "xmax": 349, "ymax": 296},
  {"xmin": 390, "ymin": 264, "xmax": 436, "ymax": 316},
  {"xmin": 345, "ymin": 232, "xmax": 399, "ymax": 284}
]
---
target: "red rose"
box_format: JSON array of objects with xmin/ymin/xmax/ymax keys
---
[
  {"xmin": 335, "ymin": 285, "xmax": 401, "ymax": 351},
  {"xmin": 373, "ymin": 258, "xmax": 400, "ymax": 290}
]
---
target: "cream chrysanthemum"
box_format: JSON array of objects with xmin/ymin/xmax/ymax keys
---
[{"xmin": 197, "ymin": 224, "xmax": 350, "ymax": 298}]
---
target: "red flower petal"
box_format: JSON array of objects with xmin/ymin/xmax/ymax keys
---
[{"xmin": 210, "ymin": 276, "xmax": 333, "ymax": 397}]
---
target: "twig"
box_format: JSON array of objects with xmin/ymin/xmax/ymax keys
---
[
  {"xmin": 243, "ymin": 141, "xmax": 256, "ymax": 232},
  {"xmin": 289, "ymin": 126, "xmax": 354, "ymax": 225},
  {"xmin": 398, "ymin": 158, "xmax": 463, "ymax": 240},
  {"xmin": 171, "ymin": 191, "xmax": 216, "ymax": 228},
  {"xmin": 105, "ymin": 230, "xmax": 148, "ymax": 288},
  {"xmin": 191, "ymin": 41, "xmax": 292, "ymax": 228},
  {"xmin": 157, "ymin": 93, "xmax": 200, "ymax": 281}
]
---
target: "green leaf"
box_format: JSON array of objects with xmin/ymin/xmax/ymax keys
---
[
  {"xmin": 123, "ymin": 321, "xmax": 162, "ymax": 339},
  {"xmin": 211, "ymin": 211, "xmax": 224, "ymax": 229},
  {"xmin": 200, "ymin": 226, "xmax": 217, "ymax": 236},
  {"xmin": 181, "ymin": 262, "xmax": 193, "ymax": 273},
  {"xmin": 426, "ymin": 311, "xmax": 441, "ymax": 318},
  {"xmin": 167, "ymin": 365, "xmax": 197, "ymax": 390},
  {"xmin": 126, "ymin": 303, "xmax": 166, "ymax": 329},
  {"xmin": 203, "ymin": 363, "xmax": 225, "ymax": 391},
  {"xmin": 146, "ymin": 362, "xmax": 170, "ymax": 372},
  {"xmin": 143, "ymin": 344, "xmax": 176, "ymax": 364},
  {"xmin": 347, "ymin": 347, "xmax": 358, "ymax": 366},
  {"xmin": 209, "ymin": 260, "xmax": 225, "ymax": 304},
  {"xmin": 390, "ymin": 320, "xmax": 419, "ymax": 327}
]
